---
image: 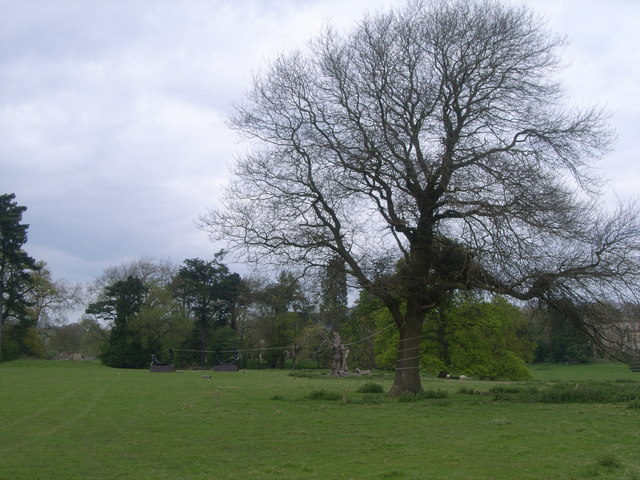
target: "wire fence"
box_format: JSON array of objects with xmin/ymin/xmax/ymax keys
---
[{"xmin": 153, "ymin": 323, "xmax": 424, "ymax": 370}]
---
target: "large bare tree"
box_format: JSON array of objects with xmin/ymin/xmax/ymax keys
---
[{"xmin": 203, "ymin": 0, "xmax": 640, "ymax": 394}]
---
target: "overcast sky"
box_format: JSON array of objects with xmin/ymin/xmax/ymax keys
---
[{"xmin": 1, "ymin": 0, "xmax": 638, "ymax": 287}]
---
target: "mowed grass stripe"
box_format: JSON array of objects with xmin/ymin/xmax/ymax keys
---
[
  {"xmin": 0, "ymin": 361, "xmax": 638, "ymax": 480},
  {"xmin": 0, "ymin": 361, "xmax": 111, "ymax": 432},
  {"xmin": 0, "ymin": 363, "xmax": 121, "ymax": 455}
]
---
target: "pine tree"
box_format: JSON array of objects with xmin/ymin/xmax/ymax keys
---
[
  {"xmin": 0, "ymin": 194, "xmax": 39, "ymax": 360},
  {"xmin": 86, "ymin": 276, "xmax": 149, "ymax": 368}
]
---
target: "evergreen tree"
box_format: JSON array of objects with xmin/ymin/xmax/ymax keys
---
[
  {"xmin": 0, "ymin": 194, "xmax": 39, "ymax": 360},
  {"xmin": 319, "ymin": 256, "xmax": 348, "ymax": 332},
  {"xmin": 172, "ymin": 257, "xmax": 241, "ymax": 366},
  {"xmin": 86, "ymin": 276, "xmax": 149, "ymax": 368}
]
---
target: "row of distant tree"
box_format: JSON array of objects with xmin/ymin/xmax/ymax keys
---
[
  {"xmin": 1, "ymin": 192, "xmax": 600, "ymax": 377},
  {"xmin": 78, "ymin": 259, "xmax": 603, "ymax": 377}
]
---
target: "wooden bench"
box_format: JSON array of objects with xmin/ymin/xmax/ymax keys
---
[{"xmin": 629, "ymin": 364, "xmax": 640, "ymax": 372}]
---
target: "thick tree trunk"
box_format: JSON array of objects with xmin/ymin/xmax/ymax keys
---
[{"xmin": 389, "ymin": 312, "xmax": 425, "ymax": 396}]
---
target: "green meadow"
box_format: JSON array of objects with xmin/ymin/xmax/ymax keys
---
[{"xmin": 1, "ymin": 361, "xmax": 639, "ymax": 480}]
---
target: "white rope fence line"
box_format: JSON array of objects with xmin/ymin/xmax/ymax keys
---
[
  {"xmin": 154, "ymin": 322, "xmax": 404, "ymax": 357},
  {"xmin": 171, "ymin": 346, "xmax": 295, "ymax": 355},
  {"xmin": 152, "ymin": 327, "xmax": 431, "ymax": 360},
  {"xmin": 342, "ymin": 322, "xmax": 397, "ymax": 346}
]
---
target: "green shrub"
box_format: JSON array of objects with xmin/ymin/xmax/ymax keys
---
[
  {"xmin": 418, "ymin": 389, "xmax": 449, "ymax": 399},
  {"xmin": 538, "ymin": 382, "xmax": 640, "ymax": 403},
  {"xmin": 356, "ymin": 382, "xmax": 385, "ymax": 394},
  {"xmin": 491, "ymin": 386, "xmax": 540, "ymax": 402},
  {"xmin": 627, "ymin": 399, "xmax": 640, "ymax": 409},
  {"xmin": 398, "ymin": 394, "xmax": 418, "ymax": 403},
  {"xmin": 432, "ymin": 399, "xmax": 453, "ymax": 407},
  {"xmin": 596, "ymin": 454, "xmax": 623, "ymax": 469},
  {"xmin": 491, "ymin": 381, "xmax": 640, "ymax": 404},
  {"xmin": 306, "ymin": 389, "xmax": 341, "ymax": 401},
  {"xmin": 346, "ymin": 394, "xmax": 385, "ymax": 405},
  {"xmin": 457, "ymin": 386, "xmax": 476, "ymax": 395},
  {"xmin": 289, "ymin": 371, "xmax": 324, "ymax": 379},
  {"xmin": 489, "ymin": 385, "xmax": 524, "ymax": 394}
]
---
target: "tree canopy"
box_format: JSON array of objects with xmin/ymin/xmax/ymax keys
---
[{"xmin": 204, "ymin": 0, "xmax": 640, "ymax": 394}]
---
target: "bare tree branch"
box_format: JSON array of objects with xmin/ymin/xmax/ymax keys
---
[{"xmin": 202, "ymin": 0, "xmax": 638, "ymax": 394}]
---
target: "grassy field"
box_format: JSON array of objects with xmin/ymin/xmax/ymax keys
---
[{"xmin": 0, "ymin": 361, "xmax": 639, "ymax": 480}]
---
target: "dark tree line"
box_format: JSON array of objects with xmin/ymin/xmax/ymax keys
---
[
  {"xmin": 0, "ymin": 195, "xmax": 358, "ymax": 368},
  {"xmin": 83, "ymin": 257, "xmax": 236, "ymax": 368},
  {"xmin": 85, "ymin": 257, "xmax": 355, "ymax": 370},
  {"xmin": 0, "ymin": 190, "xmax": 624, "ymax": 374}
]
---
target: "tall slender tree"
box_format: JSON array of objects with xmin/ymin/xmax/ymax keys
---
[
  {"xmin": 319, "ymin": 256, "xmax": 348, "ymax": 332},
  {"xmin": 0, "ymin": 194, "xmax": 39, "ymax": 360}
]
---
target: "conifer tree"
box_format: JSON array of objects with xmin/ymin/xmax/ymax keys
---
[{"xmin": 0, "ymin": 194, "xmax": 39, "ymax": 360}]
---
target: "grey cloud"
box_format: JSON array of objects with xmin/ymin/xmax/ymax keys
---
[{"xmin": 0, "ymin": 0, "xmax": 637, "ymax": 292}]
